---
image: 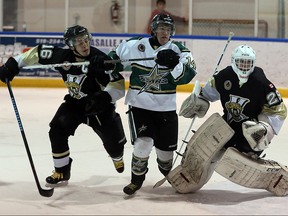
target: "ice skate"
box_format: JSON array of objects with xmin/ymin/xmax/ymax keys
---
[
  {"xmin": 112, "ymin": 156, "xmax": 124, "ymax": 173},
  {"xmin": 123, "ymin": 182, "xmax": 142, "ymax": 195},
  {"xmin": 45, "ymin": 158, "xmax": 73, "ymax": 187},
  {"xmin": 123, "ymin": 172, "xmax": 146, "ymax": 195}
]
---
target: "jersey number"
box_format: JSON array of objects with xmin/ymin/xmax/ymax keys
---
[
  {"xmin": 267, "ymin": 91, "xmax": 281, "ymax": 106},
  {"xmin": 39, "ymin": 45, "xmax": 54, "ymax": 59}
]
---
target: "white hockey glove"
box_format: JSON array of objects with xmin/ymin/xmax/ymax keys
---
[
  {"xmin": 242, "ymin": 120, "xmax": 274, "ymax": 151},
  {"xmin": 179, "ymin": 93, "xmax": 210, "ymax": 118}
]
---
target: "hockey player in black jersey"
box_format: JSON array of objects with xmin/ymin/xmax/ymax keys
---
[
  {"xmin": 0, "ymin": 25, "xmax": 127, "ymax": 186},
  {"xmin": 181, "ymin": 44, "xmax": 286, "ymax": 155},
  {"xmin": 168, "ymin": 44, "xmax": 288, "ymax": 195}
]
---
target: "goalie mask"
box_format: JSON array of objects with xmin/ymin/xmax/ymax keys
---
[
  {"xmin": 64, "ymin": 25, "xmax": 92, "ymax": 50},
  {"xmin": 231, "ymin": 44, "xmax": 256, "ymax": 84},
  {"xmin": 150, "ymin": 13, "xmax": 176, "ymax": 36}
]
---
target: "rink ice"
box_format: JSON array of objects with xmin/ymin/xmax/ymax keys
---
[{"xmin": 0, "ymin": 87, "xmax": 287, "ymax": 215}]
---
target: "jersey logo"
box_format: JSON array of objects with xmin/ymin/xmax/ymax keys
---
[
  {"xmin": 224, "ymin": 80, "xmax": 232, "ymax": 90},
  {"xmin": 138, "ymin": 64, "xmax": 169, "ymax": 94},
  {"xmin": 138, "ymin": 43, "xmax": 145, "ymax": 52},
  {"xmin": 225, "ymin": 94, "xmax": 250, "ymax": 123},
  {"xmin": 65, "ymin": 74, "xmax": 87, "ymax": 99},
  {"xmin": 138, "ymin": 124, "xmax": 147, "ymax": 134}
]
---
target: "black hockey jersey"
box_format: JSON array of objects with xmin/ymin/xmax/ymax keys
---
[
  {"xmin": 14, "ymin": 44, "xmax": 125, "ymax": 105},
  {"xmin": 202, "ymin": 66, "xmax": 286, "ymax": 134}
]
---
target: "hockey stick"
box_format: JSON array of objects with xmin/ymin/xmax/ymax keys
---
[
  {"xmin": 153, "ymin": 115, "xmax": 197, "ymax": 189},
  {"xmin": 6, "ymin": 79, "xmax": 54, "ymax": 197},
  {"xmin": 214, "ymin": 32, "xmax": 234, "ymax": 73},
  {"xmin": 105, "ymin": 57, "xmax": 155, "ymax": 64},
  {"xmin": 153, "ymin": 80, "xmax": 201, "ymax": 189},
  {"xmin": 22, "ymin": 57, "xmax": 155, "ymax": 69},
  {"xmin": 153, "ymin": 32, "xmax": 234, "ymax": 189}
]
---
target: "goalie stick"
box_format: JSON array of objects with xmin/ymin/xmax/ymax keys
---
[
  {"xmin": 22, "ymin": 57, "xmax": 155, "ymax": 69},
  {"xmin": 153, "ymin": 80, "xmax": 200, "ymax": 189},
  {"xmin": 153, "ymin": 115, "xmax": 197, "ymax": 188},
  {"xmin": 6, "ymin": 79, "xmax": 54, "ymax": 197},
  {"xmin": 214, "ymin": 31, "xmax": 234, "ymax": 74},
  {"xmin": 153, "ymin": 32, "xmax": 235, "ymax": 189}
]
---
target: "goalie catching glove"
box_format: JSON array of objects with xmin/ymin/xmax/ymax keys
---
[
  {"xmin": 179, "ymin": 92, "xmax": 210, "ymax": 118},
  {"xmin": 155, "ymin": 49, "xmax": 180, "ymax": 69},
  {"xmin": 242, "ymin": 120, "xmax": 274, "ymax": 151}
]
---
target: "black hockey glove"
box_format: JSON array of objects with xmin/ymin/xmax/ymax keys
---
[
  {"xmin": 89, "ymin": 55, "xmax": 115, "ymax": 71},
  {"xmin": 0, "ymin": 57, "xmax": 20, "ymax": 83},
  {"xmin": 85, "ymin": 91, "xmax": 112, "ymax": 115},
  {"xmin": 155, "ymin": 49, "xmax": 180, "ymax": 69}
]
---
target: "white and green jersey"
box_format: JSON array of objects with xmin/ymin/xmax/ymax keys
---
[{"xmin": 110, "ymin": 37, "xmax": 196, "ymax": 111}]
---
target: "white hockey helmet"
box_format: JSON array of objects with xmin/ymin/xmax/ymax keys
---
[{"xmin": 231, "ymin": 44, "xmax": 256, "ymax": 84}]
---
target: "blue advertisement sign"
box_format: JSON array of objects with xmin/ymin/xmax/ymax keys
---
[
  {"xmin": 0, "ymin": 33, "xmax": 65, "ymax": 77},
  {"xmin": 0, "ymin": 32, "xmax": 188, "ymax": 79},
  {"xmin": 0, "ymin": 33, "xmax": 131, "ymax": 77}
]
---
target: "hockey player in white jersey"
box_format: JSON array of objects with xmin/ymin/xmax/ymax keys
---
[
  {"xmin": 168, "ymin": 44, "xmax": 288, "ymax": 196},
  {"xmin": 108, "ymin": 13, "xmax": 197, "ymax": 195}
]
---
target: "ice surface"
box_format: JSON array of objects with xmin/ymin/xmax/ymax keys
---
[{"xmin": 0, "ymin": 87, "xmax": 287, "ymax": 215}]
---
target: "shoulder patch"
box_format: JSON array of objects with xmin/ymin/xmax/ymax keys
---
[
  {"xmin": 126, "ymin": 36, "xmax": 143, "ymax": 42},
  {"xmin": 172, "ymin": 41, "xmax": 189, "ymax": 52}
]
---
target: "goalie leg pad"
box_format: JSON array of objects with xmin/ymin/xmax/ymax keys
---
[
  {"xmin": 215, "ymin": 147, "xmax": 288, "ymax": 196},
  {"xmin": 167, "ymin": 161, "xmax": 218, "ymax": 193},
  {"xmin": 167, "ymin": 113, "xmax": 235, "ymax": 193}
]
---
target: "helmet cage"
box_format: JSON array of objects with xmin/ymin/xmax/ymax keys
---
[
  {"xmin": 150, "ymin": 14, "xmax": 175, "ymax": 36},
  {"xmin": 231, "ymin": 45, "xmax": 256, "ymax": 84}
]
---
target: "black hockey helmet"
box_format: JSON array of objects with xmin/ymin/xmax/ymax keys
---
[
  {"xmin": 150, "ymin": 13, "xmax": 175, "ymax": 36},
  {"xmin": 63, "ymin": 25, "xmax": 92, "ymax": 49}
]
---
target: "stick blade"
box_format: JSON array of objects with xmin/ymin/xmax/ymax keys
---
[
  {"xmin": 39, "ymin": 187, "xmax": 54, "ymax": 197},
  {"xmin": 153, "ymin": 177, "xmax": 167, "ymax": 189}
]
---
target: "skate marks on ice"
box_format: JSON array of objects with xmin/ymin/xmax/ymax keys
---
[
  {"xmin": 0, "ymin": 164, "xmax": 287, "ymax": 215},
  {"xmin": 0, "ymin": 176, "xmax": 273, "ymax": 203},
  {"xmin": 0, "ymin": 89, "xmax": 288, "ymax": 215},
  {"xmin": 0, "ymin": 175, "xmax": 133, "ymax": 214},
  {"xmin": 146, "ymin": 184, "xmax": 287, "ymax": 215},
  {"xmin": 149, "ymin": 185, "xmax": 270, "ymax": 205}
]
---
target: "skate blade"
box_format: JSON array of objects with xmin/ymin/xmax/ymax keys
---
[
  {"xmin": 45, "ymin": 180, "xmax": 69, "ymax": 188},
  {"xmin": 123, "ymin": 192, "xmax": 137, "ymax": 199}
]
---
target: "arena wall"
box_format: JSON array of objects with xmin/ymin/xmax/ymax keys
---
[{"xmin": 0, "ymin": 33, "xmax": 287, "ymax": 97}]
